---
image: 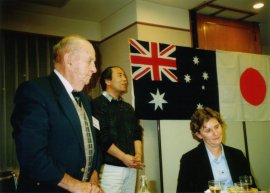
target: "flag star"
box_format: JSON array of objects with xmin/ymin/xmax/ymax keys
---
[
  {"xmin": 193, "ymin": 56, "xmax": 199, "ymax": 65},
  {"xmin": 149, "ymin": 89, "xmax": 168, "ymax": 111},
  {"xmin": 184, "ymin": 74, "xmax": 191, "ymax": 83},
  {"xmin": 197, "ymin": 103, "xmax": 203, "ymax": 109},
  {"xmin": 202, "ymin": 72, "xmax": 209, "ymax": 80},
  {"xmin": 202, "ymin": 85, "xmax": 205, "ymax": 90}
]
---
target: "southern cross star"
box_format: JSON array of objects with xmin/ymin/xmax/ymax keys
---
[
  {"xmin": 197, "ymin": 103, "xmax": 203, "ymax": 109},
  {"xmin": 193, "ymin": 56, "xmax": 199, "ymax": 65},
  {"xmin": 202, "ymin": 71, "xmax": 209, "ymax": 80},
  {"xmin": 184, "ymin": 74, "xmax": 191, "ymax": 83}
]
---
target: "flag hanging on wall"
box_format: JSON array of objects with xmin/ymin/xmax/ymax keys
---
[
  {"xmin": 129, "ymin": 39, "xmax": 270, "ymax": 121},
  {"xmin": 217, "ymin": 50, "xmax": 270, "ymax": 121},
  {"xmin": 129, "ymin": 39, "xmax": 219, "ymax": 119}
]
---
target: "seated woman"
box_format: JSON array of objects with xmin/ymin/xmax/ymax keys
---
[{"xmin": 176, "ymin": 107, "xmax": 257, "ymax": 192}]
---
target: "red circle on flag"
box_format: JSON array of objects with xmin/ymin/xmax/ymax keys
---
[{"xmin": 240, "ymin": 68, "xmax": 266, "ymax": 106}]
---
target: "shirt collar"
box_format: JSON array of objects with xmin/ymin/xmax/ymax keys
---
[
  {"xmin": 205, "ymin": 144, "xmax": 225, "ymax": 163},
  {"xmin": 54, "ymin": 69, "xmax": 73, "ymax": 95},
  {"xmin": 102, "ymin": 91, "xmax": 122, "ymax": 102}
]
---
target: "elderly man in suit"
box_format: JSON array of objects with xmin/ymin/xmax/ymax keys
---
[{"xmin": 11, "ymin": 35, "xmax": 101, "ymax": 193}]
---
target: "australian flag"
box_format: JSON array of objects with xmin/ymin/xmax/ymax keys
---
[{"xmin": 129, "ymin": 39, "xmax": 219, "ymax": 120}]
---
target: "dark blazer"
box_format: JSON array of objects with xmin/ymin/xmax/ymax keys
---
[
  {"xmin": 176, "ymin": 143, "xmax": 256, "ymax": 193},
  {"xmin": 11, "ymin": 72, "xmax": 101, "ymax": 192}
]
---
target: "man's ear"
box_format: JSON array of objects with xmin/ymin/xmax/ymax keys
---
[
  {"xmin": 105, "ymin": 79, "xmax": 111, "ymax": 86},
  {"xmin": 63, "ymin": 52, "xmax": 71, "ymax": 66}
]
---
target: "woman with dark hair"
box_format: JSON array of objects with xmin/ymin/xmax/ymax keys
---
[{"xmin": 176, "ymin": 107, "xmax": 257, "ymax": 192}]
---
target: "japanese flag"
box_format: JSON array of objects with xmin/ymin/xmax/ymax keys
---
[{"xmin": 217, "ymin": 50, "xmax": 270, "ymax": 121}]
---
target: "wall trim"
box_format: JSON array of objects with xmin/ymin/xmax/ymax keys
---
[
  {"xmin": 2, "ymin": 21, "xmax": 191, "ymax": 44},
  {"xmin": 100, "ymin": 21, "xmax": 190, "ymax": 43}
]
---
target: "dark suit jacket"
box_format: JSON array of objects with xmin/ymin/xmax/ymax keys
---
[
  {"xmin": 176, "ymin": 142, "xmax": 256, "ymax": 193},
  {"xmin": 11, "ymin": 72, "xmax": 101, "ymax": 192}
]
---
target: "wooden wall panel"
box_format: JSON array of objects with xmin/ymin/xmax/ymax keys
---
[{"xmin": 197, "ymin": 15, "xmax": 261, "ymax": 54}]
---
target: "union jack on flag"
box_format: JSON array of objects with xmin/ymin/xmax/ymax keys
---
[{"xmin": 129, "ymin": 39, "xmax": 177, "ymax": 82}]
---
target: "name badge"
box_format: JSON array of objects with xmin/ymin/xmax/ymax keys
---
[{"xmin": 92, "ymin": 116, "xmax": 100, "ymax": 130}]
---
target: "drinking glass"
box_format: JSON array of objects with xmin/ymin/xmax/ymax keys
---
[
  {"xmin": 234, "ymin": 182, "xmax": 249, "ymax": 193},
  {"xmin": 208, "ymin": 180, "xmax": 222, "ymax": 193},
  {"xmin": 239, "ymin": 175, "xmax": 252, "ymax": 188}
]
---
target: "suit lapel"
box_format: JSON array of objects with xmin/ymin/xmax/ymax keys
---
[
  {"xmin": 49, "ymin": 72, "xmax": 84, "ymax": 150},
  {"xmin": 223, "ymin": 145, "xmax": 237, "ymax": 182},
  {"xmin": 198, "ymin": 143, "xmax": 215, "ymax": 180}
]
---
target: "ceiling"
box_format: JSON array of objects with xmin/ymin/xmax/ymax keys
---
[
  {"xmin": 1, "ymin": 0, "xmax": 269, "ymax": 45},
  {"xmin": 1, "ymin": 0, "xmax": 268, "ymax": 22}
]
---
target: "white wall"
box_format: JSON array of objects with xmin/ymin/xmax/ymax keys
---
[
  {"xmin": 160, "ymin": 120, "xmax": 198, "ymax": 193},
  {"xmin": 136, "ymin": 0, "xmax": 190, "ymax": 30},
  {"xmin": 100, "ymin": 1, "xmax": 137, "ymax": 39},
  {"xmin": 141, "ymin": 120, "xmax": 162, "ymax": 193},
  {"xmin": 246, "ymin": 122, "xmax": 270, "ymax": 190},
  {"xmin": 1, "ymin": 10, "xmax": 101, "ymax": 40}
]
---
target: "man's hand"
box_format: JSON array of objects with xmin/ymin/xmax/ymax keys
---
[
  {"xmin": 58, "ymin": 173, "xmax": 102, "ymax": 193},
  {"xmin": 134, "ymin": 153, "xmax": 145, "ymax": 169},
  {"xmin": 75, "ymin": 182, "xmax": 101, "ymax": 193},
  {"xmin": 121, "ymin": 154, "xmax": 144, "ymax": 169},
  {"xmin": 107, "ymin": 143, "xmax": 144, "ymax": 169},
  {"xmin": 121, "ymin": 154, "xmax": 136, "ymax": 167},
  {"xmin": 89, "ymin": 170, "xmax": 99, "ymax": 186}
]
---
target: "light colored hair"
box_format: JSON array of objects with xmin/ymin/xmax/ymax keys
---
[{"xmin": 52, "ymin": 35, "xmax": 89, "ymax": 64}]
